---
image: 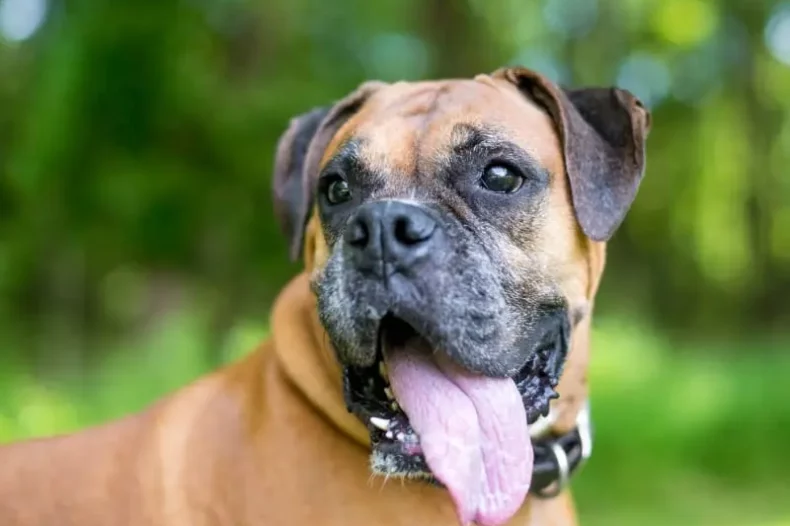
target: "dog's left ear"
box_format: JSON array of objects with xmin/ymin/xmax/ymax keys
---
[
  {"xmin": 272, "ymin": 81, "xmax": 386, "ymax": 260},
  {"xmin": 496, "ymin": 67, "xmax": 651, "ymax": 241}
]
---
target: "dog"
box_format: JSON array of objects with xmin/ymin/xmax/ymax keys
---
[{"xmin": 0, "ymin": 66, "xmax": 650, "ymax": 526}]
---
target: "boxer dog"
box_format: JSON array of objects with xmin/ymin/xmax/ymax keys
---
[{"xmin": 0, "ymin": 66, "xmax": 650, "ymax": 526}]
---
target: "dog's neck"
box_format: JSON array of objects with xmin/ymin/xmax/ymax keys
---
[
  {"xmin": 270, "ymin": 273, "xmax": 371, "ymax": 446},
  {"xmin": 269, "ymin": 271, "xmax": 594, "ymax": 450}
]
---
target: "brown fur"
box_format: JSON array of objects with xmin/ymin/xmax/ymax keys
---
[{"xmin": 0, "ymin": 67, "xmax": 646, "ymax": 525}]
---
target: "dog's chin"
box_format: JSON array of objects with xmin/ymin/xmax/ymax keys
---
[{"xmin": 341, "ymin": 315, "xmax": 565, "ymax": 483}]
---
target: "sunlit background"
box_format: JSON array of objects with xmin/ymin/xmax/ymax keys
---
[{"xmin": 0, "ymin": 0, "xmax": 788, "ymax": 524}]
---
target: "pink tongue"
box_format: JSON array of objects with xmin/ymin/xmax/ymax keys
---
[{"xmin": 385, "ymin": 340, "xmax": 533, "ymax": 526}]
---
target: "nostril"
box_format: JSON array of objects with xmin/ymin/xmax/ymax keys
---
[
  {"xmin": 394, "ymin": 215, "xmax": 435, "ymax": 245},
  {"xmin": 347, "ymin": 219, "xmax": 369, "ymax": 248}
]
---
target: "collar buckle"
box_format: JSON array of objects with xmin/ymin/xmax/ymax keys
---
[{"xmin": 532, "ymin": 400, "xmax": 593, "ymax": 499}]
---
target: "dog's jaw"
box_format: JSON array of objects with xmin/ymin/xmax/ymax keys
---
[{"xmin": 339, "ymin": 306, "xmax": 569, "ymax": 479}]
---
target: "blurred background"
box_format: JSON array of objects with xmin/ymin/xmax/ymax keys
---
[{"xmin": 0, "ymin": 0, "xmax": 788, "ymax": 524}]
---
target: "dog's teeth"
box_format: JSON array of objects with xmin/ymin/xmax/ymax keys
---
[
  {"xmin": 379, "ymin": 361, "xmax": 388, "ymax": 380},
  {"xmin": 386, "ymin": 431, "xmax": 394, "ymax": 439},
  {"xmin": 384, "ymin": 387, "xmax": 394, "ymax": 400},
  {"xmin": 391, "ymin": 401, "xmax": 400, "ymax": 411},
  {"xmin": 396, "ymin": 432, "xmax": 405, "ymax": 442},
  {"xmin": 369, "ymin": 417, "xmax": 390, "ymax": 431}
]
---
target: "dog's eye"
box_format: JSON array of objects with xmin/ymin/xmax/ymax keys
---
[
  {"xmin": 325, "ymin": 176, "xmax": 352, "ymax": 205},
  {"xmin": 480, "ymin": 164, "xmax": 524, "ymax": 194}
]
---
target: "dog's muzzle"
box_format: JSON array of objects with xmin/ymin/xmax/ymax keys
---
[{"xmin": 315, "ymin": 198, "xmax": 571, "ymax": 526}]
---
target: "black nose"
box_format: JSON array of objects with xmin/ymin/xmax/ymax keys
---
[{"xmin": 345, "ymin": 200, "xmax": 439, "ymax": 276}]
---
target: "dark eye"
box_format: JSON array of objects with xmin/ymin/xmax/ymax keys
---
[
  {"xmin": 480, "ymin": 164, "xmax": 524, "ymax": 193},
  {"xmin": 325, "ymin": 176, "xmax": 352, "ymax": 205}
]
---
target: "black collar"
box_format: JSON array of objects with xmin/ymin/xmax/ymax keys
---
[{"xmin": 529, "ymin": 401, "xmax": 593, "ymax": 498}]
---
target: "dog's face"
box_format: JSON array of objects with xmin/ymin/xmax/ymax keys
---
[{"xmin": 273, "ymin": 67, "xmax": 649, "ymax": 524}]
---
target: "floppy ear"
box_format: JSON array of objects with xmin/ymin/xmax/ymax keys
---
[
  {"xmin": 496, "ymin": 67, "xmax": 651, "ymax": 241},
  {"xmin": 272, "ymin": 107, "xmax": 332, "ymax": 260},
  {"xmin": 272, "ymin": 81, "xmax": 386, "ymax": 260}
]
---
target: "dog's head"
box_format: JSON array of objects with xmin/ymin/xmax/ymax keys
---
[{"xmin": 272, "ymin": 67, "xmax": 650, "ymax": 525}]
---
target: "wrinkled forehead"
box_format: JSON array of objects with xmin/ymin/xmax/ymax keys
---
[{"xmin": 321, "ymin": 76, "xmax": 564, "ymax": 176}]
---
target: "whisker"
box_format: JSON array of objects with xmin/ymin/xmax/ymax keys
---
[{"xmin": 379, "ymin": 473, "xmax": 390, "ymax": 493}]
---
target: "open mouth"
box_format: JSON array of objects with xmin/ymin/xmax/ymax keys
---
[{"xmin": 342, "ymin": 314, "xmax": 565, "ymax": 525}]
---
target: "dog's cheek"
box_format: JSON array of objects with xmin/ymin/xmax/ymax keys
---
[
  {"xmin": 485, "ymin": 224, "xmax": 557, "ymax": 308},
  {"xmin": 537, "ymin": 221, "xmax": 592, "ymax": 318},
  {"xmin": 315, "ymin": 255, "xmax": 357, "ymax": 361},
  {"xmin": 304, "ymin": 212, "xmax": 332, "ymax": 276}
]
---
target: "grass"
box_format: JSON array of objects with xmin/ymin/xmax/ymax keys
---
[{"xmin": 0, "ymin": 311, "xmax": 788, "ymax": 525}]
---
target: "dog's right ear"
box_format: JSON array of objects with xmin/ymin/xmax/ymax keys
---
[{"xmin": 272, "ymin": 82, "xmax": 386, "ymax": 261}]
